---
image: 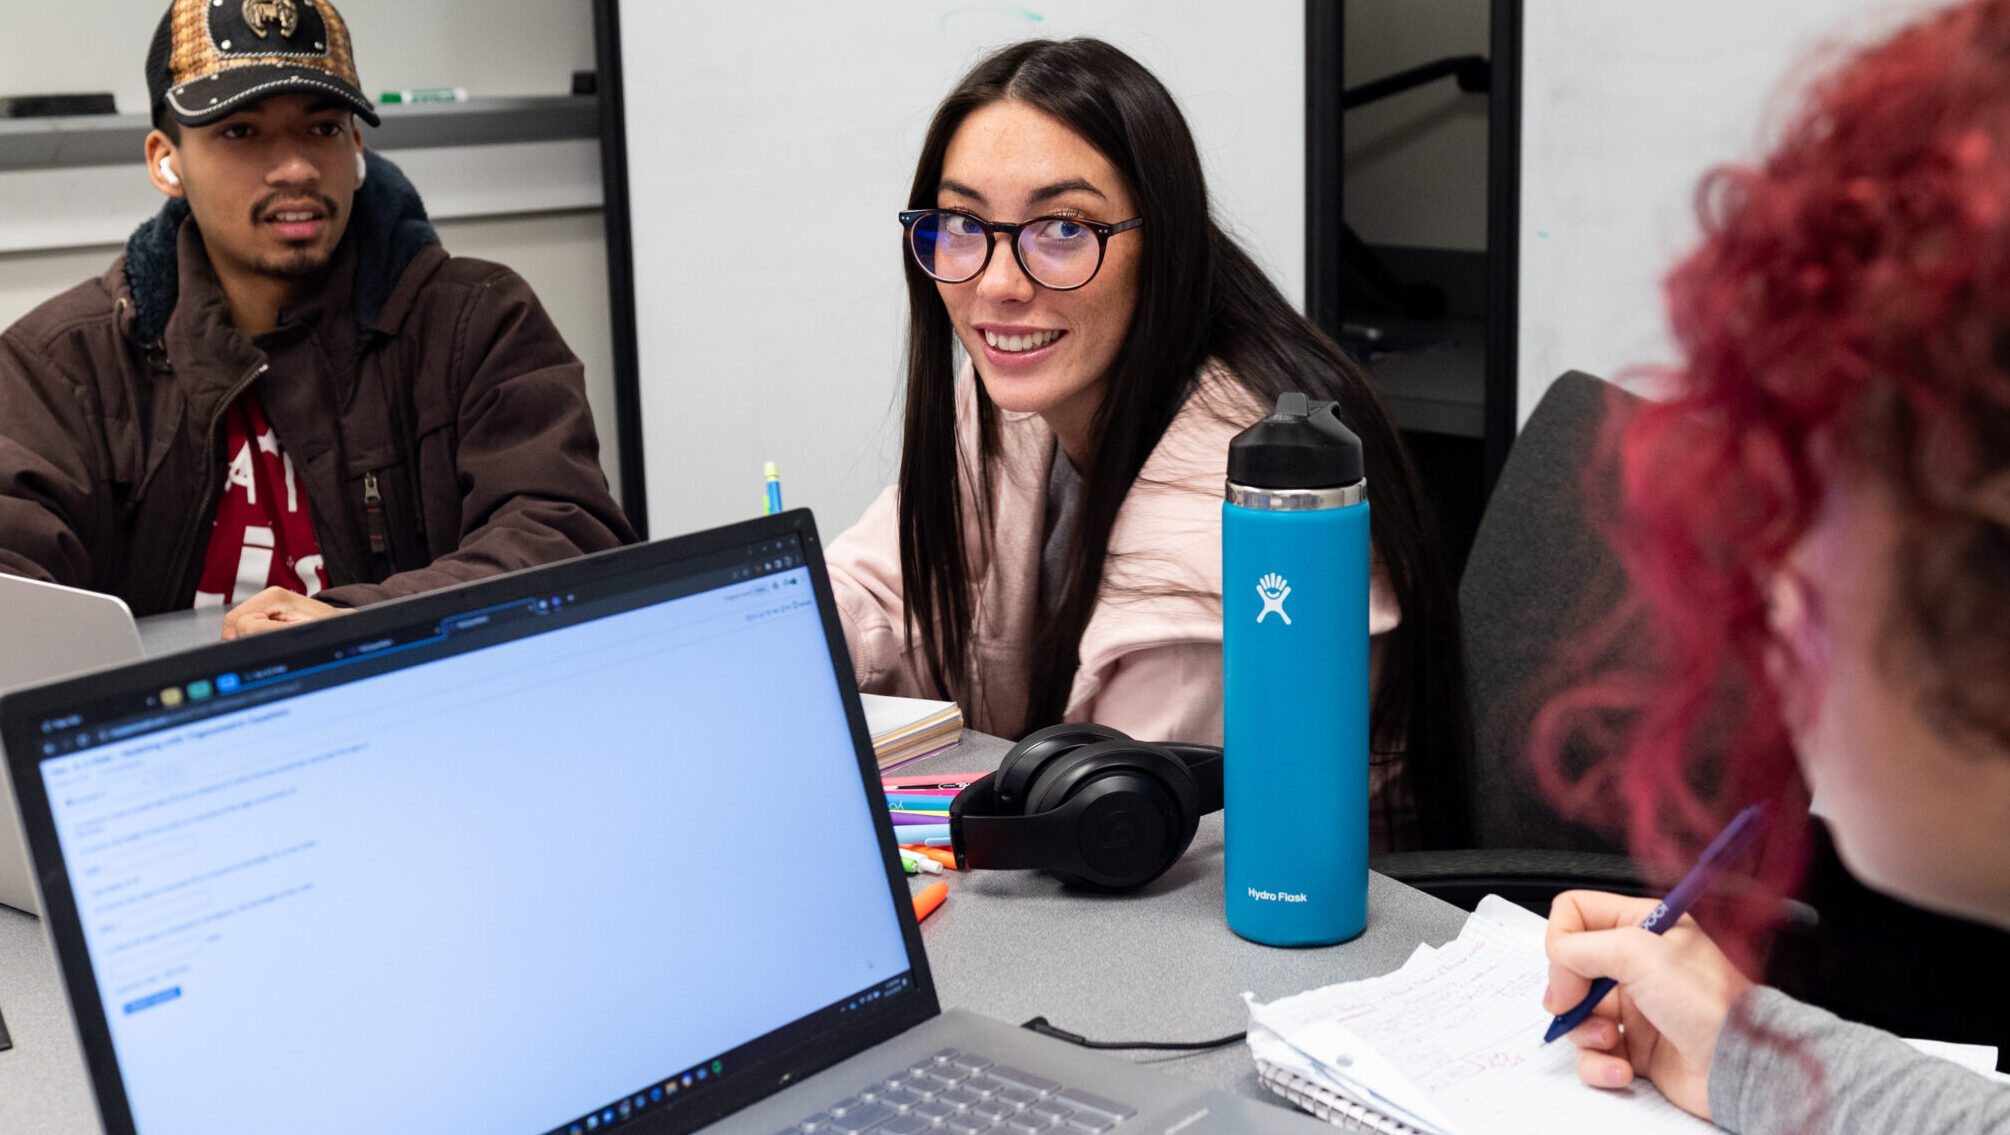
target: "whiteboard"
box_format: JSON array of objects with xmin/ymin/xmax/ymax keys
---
[
  {"xmin": 1513, "ymin": 0, "xmax": 1941, "ymax": 424},
  {"xmin": 607, "ymin": 2, "xmax": 1305, "ymax": 539},
  {"xmin": 3, "ymin": 0, "xmax": 592, "ymax": 114}
]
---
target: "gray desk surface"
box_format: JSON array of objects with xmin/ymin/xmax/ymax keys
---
[
  {"xmin": 898, "ymin": 736, "xmax": 1467, "ymax": 1098},
  {"xmin": 130, "ymin": 605, "xmax": 229, "ymax": 657},
  {"xmin": 0, "ymin": 694, "xmax": 1467, "ymax": 1132}
]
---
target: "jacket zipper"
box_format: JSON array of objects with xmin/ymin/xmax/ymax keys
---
[
  {"xmin": 169, "ymin": 362, "xmax": 269, "ymax": 607},
  {"xmin": 362, "ymin": 471, "xmax": 389, "ymax": 556}
]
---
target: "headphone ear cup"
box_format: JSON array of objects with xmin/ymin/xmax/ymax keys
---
[
  {"xmin": 1022, "ymin": 739, "xmax": 1201, "ymax": 892},
  {"xmin": 993, "ymin": 722, "xmax": 1128, "ymax": 811}
]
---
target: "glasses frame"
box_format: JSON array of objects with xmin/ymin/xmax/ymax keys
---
[{"xmin": 898, "ymin": 208, "xmax": 1144, "ymax": 291}]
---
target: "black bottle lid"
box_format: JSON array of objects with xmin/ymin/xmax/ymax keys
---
[{"xmin": 1227, "ymin": 392, "xmax": 1364, "ymax": 489}]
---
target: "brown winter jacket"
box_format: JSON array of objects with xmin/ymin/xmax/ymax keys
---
[{"xmin": 0, "ymin": 153, "xmax": 635, "ymax": 615}]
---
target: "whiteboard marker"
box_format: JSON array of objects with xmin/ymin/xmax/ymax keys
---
[{"xmin": 380, "ymin": 87, "xmax": 469, "ymax": 104}]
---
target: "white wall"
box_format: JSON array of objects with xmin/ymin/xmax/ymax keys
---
[
  {"xmin": 1514, "ymin": 0, "xmax": 1943, "ymax": 423},
  {"xmin": 0, "ymin": 247, "xmax": 111, "ymax": 338},
  {"xmin": 1343, "ymin": 0, "xmax": 1490, "ymax": 253}
]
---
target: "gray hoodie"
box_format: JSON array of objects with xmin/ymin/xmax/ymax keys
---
[{"xmin": 1710, "ymin": 986, "xmax": 2010, "ymax": 1133}]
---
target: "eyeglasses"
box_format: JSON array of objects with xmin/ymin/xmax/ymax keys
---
[{"xmin": 899, "ymin": 208, "xmax": 1143, "ymax": 291}]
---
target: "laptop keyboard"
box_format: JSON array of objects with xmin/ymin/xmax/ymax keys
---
[{"xmin": 777, "ymin": 1047, "xmax": 1140, "ymax": 1135}]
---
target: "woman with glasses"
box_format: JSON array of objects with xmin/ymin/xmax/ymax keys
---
[
  {"xmin": 1538, "ymin": 2, "xmax": 2010, "ymax": 1129},
  {"xmin": 826, "ymin": 38, "xmax": 1469, "ymax": 851}
]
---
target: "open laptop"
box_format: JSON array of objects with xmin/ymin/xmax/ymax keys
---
[
  {"xmin": 1, "ymin": 512, "xmax": 1327, "ymax": 1135},
  {"xmin": 0, "ymin": 574, "xmax": 146, "ymax": 913}
]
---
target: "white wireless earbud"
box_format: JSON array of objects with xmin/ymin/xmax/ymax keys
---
[
  {"xmin": 158, "ymin": 156, "xmax": 180, "ymax": 187},
  {"xmin": 354, "ymin": 151, "xmax": 367, "ymax": 184}
]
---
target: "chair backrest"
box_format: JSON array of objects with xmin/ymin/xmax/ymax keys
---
[{"xmin": 1459, "ymin": 371, "xmax": 1641, "ymax": 852}]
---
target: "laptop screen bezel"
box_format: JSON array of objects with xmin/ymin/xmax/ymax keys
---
[{"xmin": 1, "ymin": 511, "xmax": 944, "ymax": 1135}]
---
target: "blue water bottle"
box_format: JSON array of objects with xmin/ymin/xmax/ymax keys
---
[{"xmin": 1223, "ymin": 392, "xmax": 1369, "ymax": 946}]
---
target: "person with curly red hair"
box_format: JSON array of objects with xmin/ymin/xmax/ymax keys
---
[{"xmin": 1535, "ymin": 1, "xmax": 2010, "ymax": 1130}]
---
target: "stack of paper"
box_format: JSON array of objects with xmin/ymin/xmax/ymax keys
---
[
  {"xmin": 1245, "ymin": 897, "xmax": 1712, "ymax": 1135},
  {"xmin": 859, "ymin": 693, "xmax": 963, "ymax": 770}
]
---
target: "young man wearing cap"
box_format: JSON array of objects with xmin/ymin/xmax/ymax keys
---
[{"xmin": 0, "ymin": 0, "xmax": 635, "ymax": 638}]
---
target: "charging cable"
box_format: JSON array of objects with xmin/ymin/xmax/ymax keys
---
[{"xmin": 1019, "ymin": 1016, "xmax": 1246, "ymax": 1052}]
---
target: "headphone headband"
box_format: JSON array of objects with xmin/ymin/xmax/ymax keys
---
[
  {"xmin": 949, "ymin": 775, "xmax": 1076, "ymax": 870},
  {"xmin": 1160, "ymin": 742, "xmax": 1223, "ymax": 814}
]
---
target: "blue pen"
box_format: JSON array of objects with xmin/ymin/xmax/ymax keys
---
[
  {"xmin": 1543, "ymin": 803, "xmax": 1769, "ymax": 1044},
  {"xmin": 885, "ymin": 823, "xmax": 951, "ymax": 844},
  {"xmin": 764, "ymin": 462, "xmax": 783, "ymax": 515}
]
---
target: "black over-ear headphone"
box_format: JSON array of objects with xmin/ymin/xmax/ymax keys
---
[{"xmin": 947, "ymin": 723, "xmax": 1223, "ymax": 892}]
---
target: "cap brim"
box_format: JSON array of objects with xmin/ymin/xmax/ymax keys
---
[{"xmin": 163, "ymin": 63, "xmax": 381, "ymax": 128}]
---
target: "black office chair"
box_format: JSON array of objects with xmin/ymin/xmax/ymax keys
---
[{"xmin": 1376, "ymin": 371, "xmax": 1648, "ymax": 913}]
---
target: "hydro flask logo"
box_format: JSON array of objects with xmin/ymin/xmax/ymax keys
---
[{"xmin": 1256, "ymin": 573, "xmax": 1292, "ymax": 625}]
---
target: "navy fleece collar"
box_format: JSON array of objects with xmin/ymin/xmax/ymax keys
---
[{"xmin": 121, "ymin": 149, "xmax": 440, "ymax": 344}]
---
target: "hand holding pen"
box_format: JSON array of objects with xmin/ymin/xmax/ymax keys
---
[{"xmin": 1540, "ymin": 804, "xmax": 1767, "ymax": 1121}]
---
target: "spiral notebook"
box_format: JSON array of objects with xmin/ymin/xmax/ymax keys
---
[{"xmin": 1245, "ymin": 897, "xmax": 1712, "ymax": 1135}]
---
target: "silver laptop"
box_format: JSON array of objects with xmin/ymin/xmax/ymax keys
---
[
  {"xmin": 0, "ymin": 574, "xmax": 146, "ymax": 913},
  {"xmin": 1, "ymin": 513, "xmax": 1326, "ymax": 1135}
]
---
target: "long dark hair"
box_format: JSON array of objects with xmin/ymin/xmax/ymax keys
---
[{"xmin": 897, "ymin": 38, "xmax": 1472, "ymax": 848}]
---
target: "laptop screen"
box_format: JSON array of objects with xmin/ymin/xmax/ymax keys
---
[{"xmin": 8, "ymin": 520, "xmax": 928, "ymax": 1135}]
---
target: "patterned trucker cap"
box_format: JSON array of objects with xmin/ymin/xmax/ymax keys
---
[{"xmin": 146, "ymin": 0, "xmax": 380, "ymax": 128}]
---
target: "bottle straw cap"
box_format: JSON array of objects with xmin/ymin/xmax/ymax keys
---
[{"xmin": 1227, "ymin": 392, "xmax": 1364, "ymax": 489}]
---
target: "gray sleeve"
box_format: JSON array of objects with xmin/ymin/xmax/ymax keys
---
[{"xmin": 1708, "ymin": 985, "xmax": 2010, "ymax": 1134}]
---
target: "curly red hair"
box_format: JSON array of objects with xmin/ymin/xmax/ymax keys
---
[{"xmin": 1534, "ymin": 0, "xmax": 2010, "ymax": 963}]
